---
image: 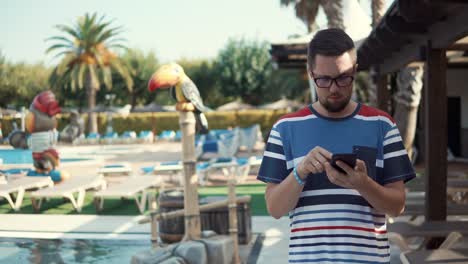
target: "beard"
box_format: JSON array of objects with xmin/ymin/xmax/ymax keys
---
[{"xmin": 319, "ymin": 93, "xmax": 351, "ymax": 113}]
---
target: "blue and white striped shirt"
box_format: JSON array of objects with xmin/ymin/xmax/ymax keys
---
[{"xmin": 258, "ymin": 103, "xmax": 415, "ymax": 263}]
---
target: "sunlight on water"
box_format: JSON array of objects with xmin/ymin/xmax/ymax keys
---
[
  {"xmin": 0, "ymin": 238, "xmax": 149, "ymax": 263},
  {"xmin": 0, "ymin": 150, "xmax": 91, "ymax": 165}
]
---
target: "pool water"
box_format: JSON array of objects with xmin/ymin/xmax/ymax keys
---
[
  {"xmin": 0, "ymin": 150, "xmax": 92, "ymax": 165},
  {"xmin": 0, "ymin": 238, "xmax": 150, "ymax": 264}
]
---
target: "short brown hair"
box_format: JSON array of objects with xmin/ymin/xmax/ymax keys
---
[{"xmin": 307, "ymin": 28, "xmax": 356, "ymax": 70}]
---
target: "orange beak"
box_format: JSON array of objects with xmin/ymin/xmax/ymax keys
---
[{"xmin": 148, "ymin": 65, "xmax": 181, "ymax": 92}]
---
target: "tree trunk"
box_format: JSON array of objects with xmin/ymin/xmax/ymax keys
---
[
  {"xmin": 393, "ymin": 65, "xmax": 424, "ymax": 162},
  {"xmin": 131, "ymin": 91, "xmax": 137, "ymax": 111},
  {"xmin": 321, "ymin": 0, "xmax": 344, "ymax": 29},
  {"xmin": 367, "ymin": 1, "xmax": 387, "ymax": 106},
  {"xmin": 296, "ymin": 0, "xmax": 320, "ymax": 33},
  {"xmin": 86, "ymin": 71, "xmax": 99, "ymax": 134},
  {"xmin": 371, "ymin": 0, "xmax": 386, "ymax": 28}
]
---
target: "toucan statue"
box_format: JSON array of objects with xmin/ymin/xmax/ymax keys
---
[{"xmin": 148, "ymin": 63, "xmax": 209, "ymax": 134}]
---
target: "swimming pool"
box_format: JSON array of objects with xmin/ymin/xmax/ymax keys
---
[
  {"xmin": 0, "ymin": 238, "xmax": 149, "ymax": 263},
  {"xmin": 0, "ymin": 150, "xmax": 92, "ymax": 165}
]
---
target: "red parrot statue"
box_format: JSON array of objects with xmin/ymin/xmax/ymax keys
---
[{"xmin": 25, "ymin": 91, "xmax": 69, "ymax": 183}]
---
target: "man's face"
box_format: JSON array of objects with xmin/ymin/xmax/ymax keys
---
[{"xmin": 310, "ymin": 52, "xmax": 355, "ymax": 113}]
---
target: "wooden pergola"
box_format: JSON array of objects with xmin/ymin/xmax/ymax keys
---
[
  {"xmin": 357, "ymin": 0, "xmax": 468, "ymax": 221},
  {"xmin": 269, "ymin": 0, "xmax": 468, "ymax": 222},
  {"xmin": 270, "ymin": 42, "xmax": 307, "ymax": 69}
]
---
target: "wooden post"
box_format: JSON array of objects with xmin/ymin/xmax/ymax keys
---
[
  {"xmin": 424, "ymin": 42, "xmax": 447, "ymax": 221},
  {"xmin": 150, "ymin": 214, "xmax": 159, "ymax": 248},
  {"xmin": 376, "ymin": 74, "xmax": 390, "ymax": 113},
  {"xmin": 179, "ymin": 111, "xmax": 201, "ymax": 241},
  {"xmin": 228, "ymin": 166, "xmax": 241, "ymax": 264}
]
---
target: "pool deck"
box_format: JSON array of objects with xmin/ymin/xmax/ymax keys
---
[
  {"xmin": 1, "ymin": 142, "xmax": 292, "ymax": 262},
  {"xmin": 2, "ymin": 142, "xmax": 468, "ymax": 263}
]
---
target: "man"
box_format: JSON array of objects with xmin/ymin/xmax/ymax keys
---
[{"xmin": 257, "ymin": 28, "xmax": 415, "ymax": 263}]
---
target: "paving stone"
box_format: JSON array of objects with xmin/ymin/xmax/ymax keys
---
[
  {"xmin": 173, "ymin": 241, "xmax": 207, "ymax": 264},
  {"xmin": 201, "ymin": 235, "xmax": 234, "ymax": 264}
]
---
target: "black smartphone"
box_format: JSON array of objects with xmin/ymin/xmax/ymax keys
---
[{"xmin": 331, "ymin": 153, "xmax": 357, "ymax": 174}]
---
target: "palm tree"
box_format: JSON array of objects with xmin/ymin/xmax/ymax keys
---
[
  {"xmin": 47, "ymin": 13, "xmax": 133, "ymax": 133},
  {"xmin": 280, "ymin": 0, "xmax": 344, "ymax": 32},
  {"xmin": 114, "ymin": 49, "xmax": 159, "ymax": 110},
  {"xmin": 371, "ymin": 0, "xmax": 386, "ymax": 28}
]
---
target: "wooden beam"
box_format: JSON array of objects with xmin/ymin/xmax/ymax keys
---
[
  {"xmin": 378, "ymin": 40, "xmax": 424, "ymax": 74},
  {"xmin": 429, "ymin": 5, "xmax": 468, "ymax": 48},
  {"xmin": 430, "ymin": 0, "xmax": 468, "ymax": 4},
  {"xmin": 382, "ymin": 23, "xmax": 410, "ymax": 47},
  {"xmin": 447, "ymin": 43, "xmax": 468, "ymax": 51},
  {"xmin": 273, "ymin": 62, "xmax": 307, "ymax": 69},
  {"xmin": 376, "ymin": 74, "xmax": 390, "ymax": 113},
  {"xmin": 385, "ymin": 15, "xmax": 427, "ymax": 35},
  {"xmin": 357, "ymin": 50, "xmax": 370, "ymax": 70},
  {"xmin": 270, "ymin": 48, "xmax": 308, "ymax": 57},
  {"xmin": 359, "ymin": 3, "xmax": 468, "ymax": 74},
  {"xmin": 424, "ymin": 43, "xmax": 448, "ymax": 221},
  {"xmin": 448, "ymin": 62, "xmax": 468, "ymax": 68},
  {"xmin": 398, "ymin": 0, "xmax": 441, "ymax": 23}
]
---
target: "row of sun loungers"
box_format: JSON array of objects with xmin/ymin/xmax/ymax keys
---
[
  {"xmin": 388, "ymin": 176, "xmax": 468, "ymax": 263},
  {"xmin": 0, "ymin": 174, "xmax": 160, "ymax": 213},
  {"xmin": 388, "ymin": 221, "xmax": 468, "ymax": 263},
  {"xmin": 140, "ymin": 156, "xmax": 262, "ymax": 185},
  {"xmin": 74, "ymin": 130, "xmax": 155, "ymax": 145},
  {"xmin": 0, "ymin": 155, "xmax": 261, "ymax": 213},
  {"xmin": 71, "ymin": 125, "xmax": 264, "ymax": 156}
]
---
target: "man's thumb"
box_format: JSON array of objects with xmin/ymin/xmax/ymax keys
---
[{"xmin": 356, "ymin": 159, "xmax": 367, "ymax": 174}]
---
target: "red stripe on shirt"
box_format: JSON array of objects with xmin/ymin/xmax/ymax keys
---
[
  {"xmin": 358, "ymin": 105, "xmax": 395, "ymax": 122},
  {"xmin": 278, "ymin": 106, "xmax": 313, "ymax": 121}
]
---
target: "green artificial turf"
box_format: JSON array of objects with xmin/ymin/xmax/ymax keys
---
[
  {"xmin": 0, "ymin": 183, "xmax": 268, "ymax": 216},
  {"xmin": 199, "ymin": 183, "xmax": 268, "ymax": 216}
]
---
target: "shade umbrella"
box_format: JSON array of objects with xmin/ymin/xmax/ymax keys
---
[
  {"xmin": 0, "ymin": 107, "xmax": 21, "ymax": 118},
  {"xmin": 133, "ymin": 102, "xmax": 166, "ymax": 112},
  {"xmin": 216, "ymin": 100, "xmax": 254, "ymax": 111},
  {"xmin": 259, "ymin": 98, "xmax": 303, "ymax": 111}
]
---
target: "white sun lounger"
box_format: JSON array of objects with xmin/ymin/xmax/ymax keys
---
[
  {"xmin": 388, "ymin": 221, "xmax": 468, "ymax": 252},
  {"xmin": 94, "ymin": 176, "xmax": 161, "ymax": 213},
  {"xmin": 97, "ymin": 163, "xmax": 133, "ymax": 176},
  {"xmin": 141, "ymin": 161, "xmax": 211, "ymax": 186},
  {"xmin": 204, "ymin": 156, "xmax": 263, "ymax": 184},
  {"xmin": 30, "ymin": 175, "xmax": 106, "ymax": 212},
  {"xmin": 400, "ymin": 248, "xmax": 468, "ymax": 264},
  {"xmin": 0, "ymin": 177, "xmax": 54, "ymax": 211}
]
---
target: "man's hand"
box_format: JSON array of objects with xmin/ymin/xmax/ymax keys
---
[
  {"xmin": 324, "ymin": 159, "xmax": 369, "ymax": 190},
  {"xmin": 296, "ymin": 146, "xmax": 332, "ymax": 179}
]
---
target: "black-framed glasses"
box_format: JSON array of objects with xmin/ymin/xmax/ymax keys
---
[{"xmin": 312, "ymin": 75, "xmax": 355, "ymax": 88}]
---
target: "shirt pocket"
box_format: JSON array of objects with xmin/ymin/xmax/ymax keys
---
[{"xmin": 353, "ymin": 145, "xmax": 377, "ymax": 180}]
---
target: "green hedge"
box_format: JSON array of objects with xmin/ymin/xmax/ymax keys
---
[{"xmin": 0, "ymin": 109, "xmax": 288, "ymax": 137}]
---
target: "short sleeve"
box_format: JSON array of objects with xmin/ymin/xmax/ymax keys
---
[
  {"xmin": 381, "ymin": 123, "xmax": 416, "ymax": 185},
  {"xmin": 257, "ymin": 126, "xmax": 291, "ymax": 184}
]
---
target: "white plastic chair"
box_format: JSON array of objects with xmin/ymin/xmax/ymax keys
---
[
  {"xmin": 239, "ymin": 124, "xmax": 261, "ymax": 153},
  {"xmin": 216, "ymin": 128, "xmax": 240, "ymax": 158}
]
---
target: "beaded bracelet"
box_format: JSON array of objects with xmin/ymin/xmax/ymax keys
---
[{"xmin": 293, "ymin": 167, "xmax": 305, "ymax": 185}]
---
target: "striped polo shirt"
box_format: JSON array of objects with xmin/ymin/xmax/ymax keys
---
[{"xmin": 257, "ymin": 103, "xmax": 415, "ymax": 263}]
